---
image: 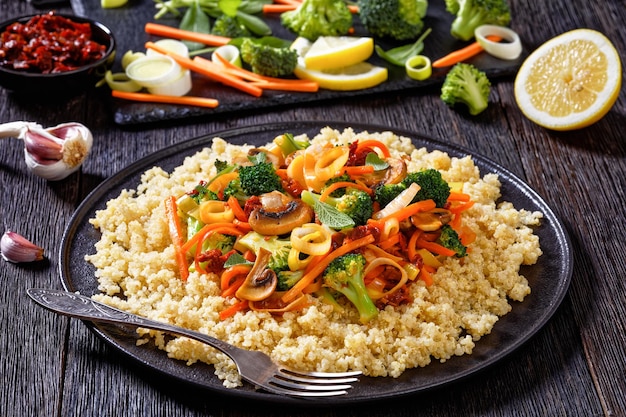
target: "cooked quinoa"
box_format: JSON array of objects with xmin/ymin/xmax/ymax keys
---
[{"xmin": 86, "ymin": 127, "xmax": 543, "ymax": 387}]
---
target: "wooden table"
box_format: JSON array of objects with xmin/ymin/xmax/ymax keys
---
[{"xmin": 1, "ymin": 1, "xmax": 625, "ymax": 415}]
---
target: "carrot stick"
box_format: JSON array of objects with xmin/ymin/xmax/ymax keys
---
[
  {"xmin": 145, "ymin": 22, "xmax": 230, "ymax": 46},
  {"xmin": 209, "ymin": 54, "xmax": 319, "ymax": 92},
  {"xmin": 319, "ymin": 181, "xmax": 374, "ymax": 202},
  {"xmin": 221, "ymin": 275, "xmax": 246, "ymax": 298},
  {"xmin": 355, "ymin": 139, "xmax": 391, "ymax": 158},
  {"xmin": 377, "ymin": 199, "xmax": 437, "ymax": 223},
  {"xmin": 342, "ymin": 165, "xmax": 375, "ymax": 176},
  {"xmin": 221, "ymin": 264, "xmax": 252, "ymax": 291},
  {"xmin": 146, "ymin": 42, "xmax": 263, "ymax": 97},
  {"xmin": 432, "ymin": 35, "xmax": 502, "ymax": 68},
  {"xmin": 281, "ymin": 234, "xmax": 375, "ymax": 303},
  {"xmin": 447, "ymin": 191, "xmax": 472, "ymax": 202},
  {"xmin": 219, "ymin": 300, "xmax": 249, "ymax": 320},
  {"xmin": 181, "ymin": 222, "xmax": 242, "ymax": 254},
  {"xmin": 111, "ymin": 91, "xmax": 219, "ymax": 108},
  {"xmin": 164, "ymin": 196, "xmax": 190, "ymax": 281},
  {"xmin": 419, "ymin": 266, "xmax": 434, "ymax": 286},
  {"xmin": 227, "ymin": 196, "xmax": 248, "ymax": 222},
  {"xmin": 416, "ymin": 239, "xmax": 457, "ymax": 257}
]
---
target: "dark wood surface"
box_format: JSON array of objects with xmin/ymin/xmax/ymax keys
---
[{"xmin": 1, "ymin": 0, "xmax": 625, "ymax": 416}]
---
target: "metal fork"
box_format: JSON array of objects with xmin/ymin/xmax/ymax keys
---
[{"xmin": 27, "ymin": 288, "xmax": 361, "ymax": 398}]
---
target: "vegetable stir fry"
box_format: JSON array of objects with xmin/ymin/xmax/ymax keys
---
[{"xmin": 165, "ymin": 133, "xmax": 477, "ymax": 323}]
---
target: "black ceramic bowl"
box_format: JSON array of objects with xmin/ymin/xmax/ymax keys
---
[{"xmin": 0, "ymin": 13, "xmax": 116, "ymax": 95}]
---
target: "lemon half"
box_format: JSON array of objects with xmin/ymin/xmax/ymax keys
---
[{"xmin": 514, "ymin": 29, "xmax": 622, "ymax": 131}]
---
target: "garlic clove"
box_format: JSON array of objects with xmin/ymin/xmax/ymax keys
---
[
  {"xmin": 1, "ymin": 231, "xmax": 44, "ymax": 263},
  {"xmin": 23, "ymin": 130, "xmax": 64, "ymax": 163}
]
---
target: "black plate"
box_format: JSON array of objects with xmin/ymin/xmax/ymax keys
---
[
  {"xmin": 59, "ymin": 122, "xmax": 572, "ymax": 405},
  {"xmin": 69, "ymin": 0, "xmax": 526, "ymax": 125}
]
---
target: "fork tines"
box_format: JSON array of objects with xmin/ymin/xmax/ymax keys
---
[{"xmin": 268, "ymin": 368, "xmax": 362, "ymax": 397}]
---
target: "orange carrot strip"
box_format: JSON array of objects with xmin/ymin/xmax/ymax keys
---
[
  {"xmin": 221, "ymin": 264, "xmax": 253, "ymax": 291},
  {"xmin": 282, "ymin": 234, "xmax": 375, "ymax": 303},
  {"xmin": 164, "ymin": 196, "xmax": 189, "ymax": 281},
  {"xmin": 111, "ymin": 91, "xmax": 219, "ymax": 108},
  {"xmin": 419, "ymin": 266, "xmax": 434, "ymax": 286},
  {"xmin": 447, "ymin": 191, "xmax": 472, "ymax": 202},
  {"xmin": 355, "ymin": 139, "xmax": 391, "ymax": 158},
  {"xmin": 221, "ymin": 276, "xmax": 246, "ymax": 298},
  {"xmin": 146, "ymin": 42, "xmax": 263, "ymax": 97},
  {"xmin": 378, "ymin": 233, "xmax": 400, "ymax": 251},
  {"xmin": 181, "ymin": 222, "xmax": 242, "ymax": 254},
  {"xmin": 377, "ymin": 199, "xmax": 437, "ymax": 223},
  {"xmin": 219, "ymin": 300, "xmax": 249, "ymax": 320},
  {"xmin": 432, "ymin": 35, "xmax": 502, "ymax": 68},
  {"xmin": 407, "ymin": 228, "xmax": 422, "ymax": 262},
  {"xmin": 342, "ymin": 165, "xmax": 375, "ymax": 176},
  {"xmin": 227, "ymin": 196, "xmax": 248, "ymax": 222},
  {"xmin": 145, "ymin": 22, "xmax": 230, "ymax": 46},
  {"xmin": 209, "ymin": 54, "xmax": 319, "ymax": 92},
  {"xmin": 416, "ymin": 239, "xmax": 457, "ymax": 257},
  {"xmin": 319, "ymin": 181, "xmax": 374, "ymax": 202}
]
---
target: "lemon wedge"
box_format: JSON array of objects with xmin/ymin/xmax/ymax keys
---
[
  {"xmin": 514, "ymin": 29, "xmax": 622, "ymax": 131},
  {"xmin": 294, "ymin": 62, "xmax": 388, "ymax": 91},
  {"xmin": 303, "ymin": 36, "xmax": 374, "ymax": 71}
]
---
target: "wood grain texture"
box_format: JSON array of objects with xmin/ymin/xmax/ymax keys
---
[{"xmin": 1, "ymin": 0, "xmax": 625, "ymax": 416}]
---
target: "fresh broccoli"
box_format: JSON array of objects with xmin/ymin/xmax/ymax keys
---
[
  {"xmin": 240, "ymin": 38, "xmax": 298, "ymax": 77},
  {"xmin": 358, "ymin": 0, "xmax": 428, "ymax": 41},
  {"xmin": 441, "ymin": 63, "xmax": 491, "ymax": 116},
  {"xmin": 436, "ymin": 225, "xmax": 467, "ymax": 257},
  {"xmin": 445, "ymin": 0, "xmax": 511, "ymax": 41},
  {"xmin": 301, "ymin": 187, "xmax": 374, "ymax": 226},
  {"xmin": 238, "ymin": 152, "xmax": 284, "ymax": 196},
  {"xmin": 211, "ymin": 15, "xmax": 251, "ymax": 38},
  {"xmin": 281, "ymin": 0, "xmax": 353, "ymax": 41},
  {"xmin": 234, "ymin": 231, "xmax": 292, "ymax": 272},
  {"xmin": 277, "ymin": 269, "xmax": 304, "ymax": 291},
  {"xmin": 202, "ymin": 232, "xmax": 237, "ymax": 253},
  {"xmin": 374, "ymin": 168, "xmax": 450, "ymax": 208},
  {"xmin": 322, "ymin": 253, "xmax": 378, "ymax": 323}
]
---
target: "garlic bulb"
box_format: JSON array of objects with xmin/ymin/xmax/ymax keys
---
[
  {"xmin": 1, "ymin": 231, "xmax": 44, "ymax": 263},
  {"xmin": 0, "ymin": 121, "xmax": 93, "ymax": 181}
]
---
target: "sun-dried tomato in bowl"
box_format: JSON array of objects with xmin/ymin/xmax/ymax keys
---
[{"xmin": 0, "ymin": 11, "xmax": 107, "ymax": 74}]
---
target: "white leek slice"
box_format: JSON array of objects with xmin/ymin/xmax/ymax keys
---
[
  {"xmin": 212, "ymin": 45, "xmax": 242, "ymax": 67},
  {"xmin": 474, "ymin": 25, "xmax": 522, "ymax": 60},
  {"xmin": 126, "ymin": 55, "xmax": 182, "ymax": 88},
  {"xmin": 405, "ymin": 55, "xmax": 432, "ymax": 80}
]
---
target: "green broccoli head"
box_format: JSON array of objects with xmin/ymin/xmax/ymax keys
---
[
  {"xmin": 202, "ymin": 232, "xmax": 237, "ymax": 254},
  {"xmin": 240, "ymin": 38, "xmax": 298, "ymax": 77},
  {"xmin": 441, "ymin": 62, "xmax": 491, "ymax": 116},
  {"xmin": 446, "ymin": 0, "xmax": 511, "ymax": 41},
  {"xmin": 323, "ymin": 188, "xmax": 374, "ymax": 226},
  {"xmin": 237, "ymin": 153, "xmax": 284, "ymax": 196},
  {"xmin": 322, "ymin": 253, "xmax": 378, "ymax": 323},
  {"xmin": 437, "ymin": 225, "xmax": 467, "ymax": 257},
  {"xmin": 235, "ymin": 231, "xmax": 292, "ymax": 272},
  {"xmin": 281, "ymin": 0, "xmax": 353, "ymax": 41},
  {"xmin": 359, "ymin": 0, "xmax": 427, "ymax": 41},
  {"xmin": 374, "ymin": 168, "xmax": 451, "ymax": 208},
  {"xmin": 211, "ymin": 15, "xmax": 251, "ymax": 38},
  {"xmin": 277, "ymin": 269, "xmax": 304, "ymax": 291}
]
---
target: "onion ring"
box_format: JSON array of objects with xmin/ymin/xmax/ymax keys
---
[{"xmin": 474, "ymin": 25, "xmax": 522, "ymax": 60}]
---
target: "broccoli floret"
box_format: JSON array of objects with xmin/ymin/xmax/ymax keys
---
[
  {"xmin": 305, "ymin": 187, "xmax": 374, "ymax": 226},
  {"xmin": 277, "ymin": 269, "xmax": 304, "ymax": 291},
  {"xmin": 202, "ymin": 232, "xmax": 237, "ymax": 253},
  {"xmin": 322, "ymin": 253, "xmax": 378, "ymax": 323},
  {"xmin": 437, "ymin": 225, "xmax": 467, "ymax": 257},
  {"xmin": 240, "ymin": 38, "xmax": 298, "ymax": 77},
  {"xmin": 186, "ymin": 180, "xmax": 219, "ymax": 204},
  {"xmin": 281, "ymin": 0, "xmax": 353, "ymax": 41},
  {"xmin": 211, "ymin": 15, "xmax": 251, "ymax": 38},
  {"xmin": 445, "ymin": 0, "xmax": 511, "ymax": 41},
  {"xmin": 441, "ymin": 63, "xmax": 491, "ymax": 116},
  {"xmin": 238, "ymin": 153, "xmax": 284, "ymax": 196},
  {"xmin": 358, "ymin": 0, "xmax": 428, "ymax": 41},
  {"xmin": 374, "ymin": 168, "xmax": 451, "ymax": 208},
  {"xmin": 235, "ymin": 231, "xmax": 292, "ymax": 272}
]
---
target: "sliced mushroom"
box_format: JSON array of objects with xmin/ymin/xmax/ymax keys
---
[
  {"xmin": 382, "ymin": 157, "xmax": 407, "ymax": 185},
  {"xmin": 235, "ymin": 248, "xmax": 277, "ymax": 301},
  {"xmin": 410, "ymin": 208, "xmax": 453, "ymax": 231},
  {"xmin": 248, "ymin": 192, "xmax": 314, "ymax": 235}
]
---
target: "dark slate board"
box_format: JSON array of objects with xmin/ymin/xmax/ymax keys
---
[{"xmin": 70, "ymin": 0, "xmax": 525, "ymax": 125}]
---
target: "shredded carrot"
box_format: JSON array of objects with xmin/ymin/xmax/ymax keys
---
[
  {"xmin": 221, "ymin": 276, "xmax": 246, "ymax": 298},
  {"xmin": 378, "ymin": 232, "xmax": 401, "ymax": 251},
  {"xmin": 145, "ymin": 22, "xmax": 230, "ymax": 46},
  {"xmin": 221, "ymin": 264, "xmax": 252, "ymax": 291},
  {"xmin": 406, "ymin": 228, "xmax": 422, "ymax": 262},
  {"xmin": 416, "ymin": 239, "xmax": 457, "ymax": 257},
  {"xmin": 282, "ymin": 234, "xmax": 375, "ymax": 303},
  {"xmin": 355, "ymin": 139, "xmax": 391, "ymax": 158},
  {"xmin": 146, "ymin": 42, "xmax": 263, "ymax": 97},
  {"xmin": 181, "ymin": 222, "xmax": 243, "ymax": 254},
  {"xmin": 209, "ymin": 54, "xmax": 319, "ymax": 93},
  {"xmin": 233, "ymin": 219, "xmax": 253, "ymax": 232},
  {"xmin": 319, "ymin": 181, "xmax": 374, "ymax": 202},
  {"xmin": 458, "ymin": 225, "xmax": 477, "ymax": 246},
  {"xmin": 227, "ymin": 196, "xmax": 248, "ymax": 222},
  {"xmin": 164, "ymin": 196, "xmax": 189, "ymax": 281},
  {"xmin": 447, "ymin": 191, "xmax": 472, "ymax": 202},
  {"xmin": 111, "ymin": 91, "xmax": 219, "ymax": 108},
  {"xmin": 219, "ymin": 300, "xmax": 249, "ymax": 320},
  {"xmin": 432, "ymin": 35, "xmax": 502, "ymax": 68},
  {"xmin": 418, "ymin": 266, "xmax": 434, "ymax": 286},
  {"xmin": 208, "ymin": 171, "xmax": 239, "ymax": 195},
  {"xmin": 342, "ymin": 165, "xmax": 375, "ymax": 176},
  {"xmin": 377, "ymin": 199, "xmax": 437, "ymax": 223}
]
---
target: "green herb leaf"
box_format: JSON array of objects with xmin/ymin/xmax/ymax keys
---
[
  {"xmin": 224, "ymin": 252, "xmax": 253, "ymax": 268},
  {"xmin": 375, "ymin": 28, "xmax": 432, "ymax": 67},
  {"xmin": 218, "ymin": 0, "xmax": 241, "ymax": 17},
  {"xmin": 180, "ymin": 1, "xmax": 212, "ymax": 51},
  {"xmin": 314, "ymin": 200, "xmax": 355, "ymax": 230},
  {"xmin": 365, "ymin": 152, "xmax": 389, "ymax": 171}
]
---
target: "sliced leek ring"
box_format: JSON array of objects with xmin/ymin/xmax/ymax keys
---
[
  {"xmin": 103, "ymin": 71, "xmax": 142, "ymax": 92},
  {"xmin": 212, "ymin": 45, "xmax": 242, "ymax": 67},
  {"xmin": 405, "ymin": 55, "xmax": 432, "ymax": 80},
  {"xmin": 474, "ymin": 25, "xmax": 522, "ymax": 60}
]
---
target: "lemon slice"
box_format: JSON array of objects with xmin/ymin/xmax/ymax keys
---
[
  {"xmin": 514, "ymin": 29, "xmax": 622, "ymax": 131},
  {"xmin": 303, "ymin": 36, "xmax": 374, "ymax": 71},
  {"xmin": 294, "ymin": 62, "xmax": 388, "ymax": 91}
]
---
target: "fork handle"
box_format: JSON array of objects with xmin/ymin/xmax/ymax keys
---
[{"xmin": 27, "ymin": 288, "xmax": 245, "ymax": 362}]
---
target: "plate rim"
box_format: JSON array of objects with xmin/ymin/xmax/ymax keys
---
[{"xmin": 58, "ymin": 121, "xmax": 573, "ymax": 405}]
